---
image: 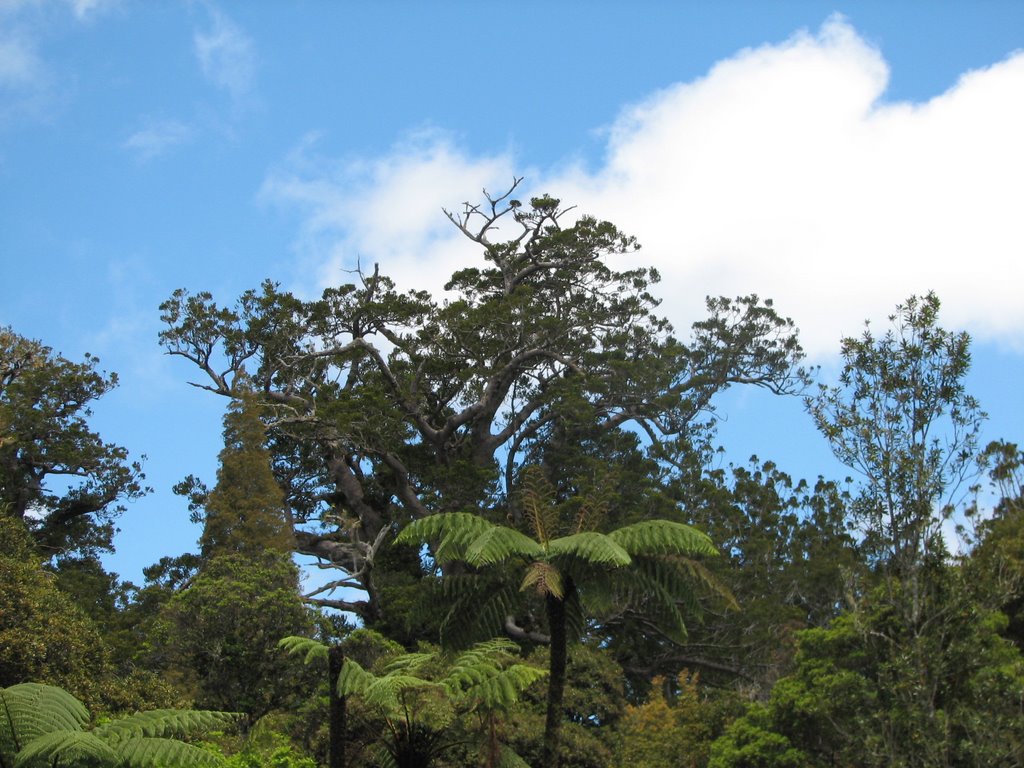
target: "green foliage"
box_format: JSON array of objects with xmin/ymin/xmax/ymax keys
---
[
  {"xmin": 0, "ymin": 327, "xmax": 147, "ymax": 558},
  {"xmin": 709, "ymin": 571, "xmax": 1024, "ymax": 767},
  {"xmin": 0, "ymin": 682, "xmax": 237, "ymax": 768},
  {"xmin": 159, "ymin": 184, "xmax": 806, "ymax": 625},
  {"xmin": 806, "ymin": 292, "xmax": 984, "ymax": 575},
  {"xmin": 616, "ymin": 672, "xmax": 736, "ymax": 768},
  {"xmin": 328, "ymin": 638, "xmax": 545, "ymax": 768},
  {"xmin": 158, "ymin": 553, "xmax": 313, "ymax": 720},
  {"xmin": 195, "ymin": 397, "xmax": 295, "ymax": 559}
]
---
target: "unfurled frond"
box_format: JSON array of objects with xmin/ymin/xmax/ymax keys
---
[
  {"xmin": 12, "ymin": 730, "xmax": 118, "ymax": 768},
  {"xmin": 1, "ymin": 683, "xmax": 89, "ymax": 765},
  {"xmin": 336, "ymin": 658, "xmax": 375, "ymax": 697},
  {"xmin": 95, "ymin": 710, "xmax": 239, "ymax": 744},
  {"xmin": 520, "ymin": 468, "xmax": 558, "ymax": 545},
  {"xmin": 461, "ymin": 665, "xmax": 548, "ymax": 712},
  {"xmin": 442, "ymin": 640, "xmax": 546, "ymax": 713},
  {"xmin": 519, "ymin": 561, "xmax": 564, "ymax": 598},
  {"xmin": 395, "ymin": 512, "xmax": 493, "ymax": 547},
  {"xmin": 547, "ymin": 532, "xmax": 631, "ymax": 566},
  {"xmin": 607, "ymin": 520, "xmax": 718, "ymax": 558},
  {"xmin": 464, "ymin": 525, "xmax": 543, "ymax": 566},
  {"xmin": 115, "ymin": 737, "xmax": 224, "ymax": 768},
  {"xmin": 277, "ymin": 635, "xmax": 329, "ymax": 665},
  {"xmin": 382, "ymin": 652, "xmax": 437, "ymax": 676}
]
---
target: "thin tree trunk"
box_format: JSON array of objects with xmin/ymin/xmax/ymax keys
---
[
  {"xmin": 542, "ymin": 589, "xmax": 569, "ymax": 768},
  {"xmin": 328, "ymin": 645, "xmax": 347, "ymax": 768}
]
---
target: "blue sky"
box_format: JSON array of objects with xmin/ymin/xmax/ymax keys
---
[{"xmin": 2, "ymin": 1, "xmax": 1022, "ymax": 585}]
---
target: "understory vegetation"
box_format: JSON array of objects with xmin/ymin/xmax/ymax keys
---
[{"xmin": 2, "ymin": 184, "xmax": 1022, "ymax": 766}]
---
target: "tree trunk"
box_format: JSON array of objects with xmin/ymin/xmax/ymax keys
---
[
  {"xmin": 328, "ymin": 645, "xmax": 347, "ymax": 768},
  {"xmin": 542, "ymin": 589, "xmax": 569, "ymax": 768}
]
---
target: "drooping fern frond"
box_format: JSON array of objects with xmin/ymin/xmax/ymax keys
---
[
  {"xmin": 1, "ymin": 683, "xmax": 89, "ymax": 766},
  {"xmin": 607, "ymin": 520, "xmax": 718, "ymax": 558},
  {"xmin": 94, "ymin": 709, "xmax": 240, "ymax": 744},
  {"xmin": 113, "ymin": 737, "xmax": 224, "ymax": 768},
  {"xmin": 12, "ymin": 730, "xmax": 119, "ymax": 768},
  {"xmin": 277, "ymin": 635, "xmax": 329, "ymax": 666},
  {"xmin": 547, "ymin": 532, "xmax": 632, "ymax": 567},
  {"xmin": 440, "ymin": 578, "xmax": 519, "ymax": 648},
  {"xmin": 464, "ymin": 525, "xmax": 543, "ymax": 567},
  {"xmin": 520, "ymin": 561, "xmax": 564, "ymax": 598},
  {"xmin": 0, "ymin": 683, "xmax": 235, "ymax": 768}
]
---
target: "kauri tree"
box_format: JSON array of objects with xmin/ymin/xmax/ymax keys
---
[{"xmin": 158, "ymin": 181, "xmax": 807, "ymax": 629}]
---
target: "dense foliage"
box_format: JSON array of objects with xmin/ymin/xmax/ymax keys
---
[{"xmin": 4, "ymin": 188, "xmax": 1022, "ymax": 767}]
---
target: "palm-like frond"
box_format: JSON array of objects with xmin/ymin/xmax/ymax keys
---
[
  {"xmin": 464, "ymin": 525, "xmax": 543, "ymax": 567},
  {"xmin": 94, "ymin": 710, "xmax": 239, "ymax": 744},
  {"xmin": 114, "ymin": 737, "xmax": 224, "ymax": 768},
  {"xmin": 277, "ymin": 635, "xmax": 329, "ymax": 665},
  {"xmin": 607, "ymin": 520, "xmax": 718, "ymax": 557},
  {"xmin": 396, "ymin": 512, "xmax": 492, "ymax": 548},
  {"xmin": 440, "ymin": 578, "xmax": 519, "ymax": 648},
  {"xmin": 1, "ymin": 683, "xmax": 89, "ymax": 765},
  {"xmin": 335, "ymin": 658, "xmax": 376, "ymax": 697},
  {"xmin": 547, "ymin": 532, "xmax": 632, "ymax": 567},
  {"xmin": 12, "ymin": 730, "xmax": 118, "ymax": 768}
]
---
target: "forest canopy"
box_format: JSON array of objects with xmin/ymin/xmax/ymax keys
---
[{"xmin": 3, "ymin": 185, "xmax": 1023, "ymax": 767}]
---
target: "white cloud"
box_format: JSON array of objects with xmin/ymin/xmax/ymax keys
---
[
  {"xmin": 193, "ymin": 4, "xmax": 255, "ymax": 104},
  {"xmin": 264, "ymin": 18, "xmax": 1024, "ymax": 359},
  {"xmin": 123, "ymin": 118, "xmax": 194, "ymax": 160}
]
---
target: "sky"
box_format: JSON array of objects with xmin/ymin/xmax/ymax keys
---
[{"xmin": 2, "ymin": 1, "xmax": 1023, "ymax": 586}]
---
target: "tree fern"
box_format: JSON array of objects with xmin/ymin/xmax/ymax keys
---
[
  {"xmin": 0, "ymin": 683, "xmax": 237, "ymax": 768},
  {"xmin": 276, "ymin": 636, "xmax": 328, "ymax": 666}
]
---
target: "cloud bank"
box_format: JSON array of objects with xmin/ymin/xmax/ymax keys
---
[{"xmin": 263, "ymin": 18, "xmax": 1024, "ymax": 358}]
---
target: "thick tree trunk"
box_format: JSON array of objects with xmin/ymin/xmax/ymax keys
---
[
  {"xmin": 328, "ymin": 645, "xmax": 347, "ymax": 768},
  {"xmin": 542, "ymin": 589, "xmax": 569, "ymax": 768}
]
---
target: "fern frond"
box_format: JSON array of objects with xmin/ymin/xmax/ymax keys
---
[
  {"xmin": 277, "ymin": 635, "xmax": 329, "ymax": 665},
  {"xmin": 462, "ymin": 665, "xmax": 548, "ymax": 711},
  {"xmin": 115, "ymin": 736, "xmax": 224, "ymax": 767},
  {"xmin": 607, "ymin": 520, "xmax": 718, "ymax": 557},
  {"xmin": 95, "ymin": 709, "xmax": 239, "ymax": 744},
  {"xmin": 382, "ymin": 652, "xmax": 437, "ymax": 675},
  {"xmin": 363, "ymin": 675, "xmax": 440, "ymax": 712},
  {"xmin": 464, "ymin": 526, "xmax": 543, "ymax": 567},
  {"xmin": 1, "ymin": 683, "xmax": 89, "ymax": 764},
  {"xmin": 547, "ymin": 532, "xmax": 631, "ymax": 566},
  {"xmin": 12, "ymin": 730, "xmax": 118, "ymax": 768},
  {"xmin": 395, "ymin": 512, "xmax": 493, "ymax": 547},
  {"xmin": 336, "ymin": 658, "xmax": 376, "ymax": 697},
  {"xmin": 519, "ymin": 561, "xmax": 564, "ymax": 598},
  {"xmin": 440, "ymin": 582, "xmax": 519, "ymax": 649}
]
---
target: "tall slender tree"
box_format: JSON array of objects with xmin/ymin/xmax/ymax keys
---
[{"xmin": 161, "ymin": 396, "xmax": 311, "ymax": 721}]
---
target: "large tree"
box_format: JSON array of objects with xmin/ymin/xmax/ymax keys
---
[
  {"xmin": 158, "ymin": 181, "xmax": 807, "ymax": 624},
  {"xmin": 0, "ymin": 327, "xmax": 147, "ymax": 558}
]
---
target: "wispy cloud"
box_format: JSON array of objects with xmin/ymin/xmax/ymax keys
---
[
  {"xmin": 193, "ymin": 4, "xmax": 255, "ymax": 105},
  {"xmin": 262, "ymin": 18, "xmax": 1024, "ymax": 359},
  {"xmin": 123, "ymin": 118, "xmax": 194, "ymax": 161},
  {"xmin": 0, "ymin": 29, "xmax": 38, "ymax": 86},
  {"xmin": 64, "ymin": 0, "xmax": 120, "ymax": 21}
]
